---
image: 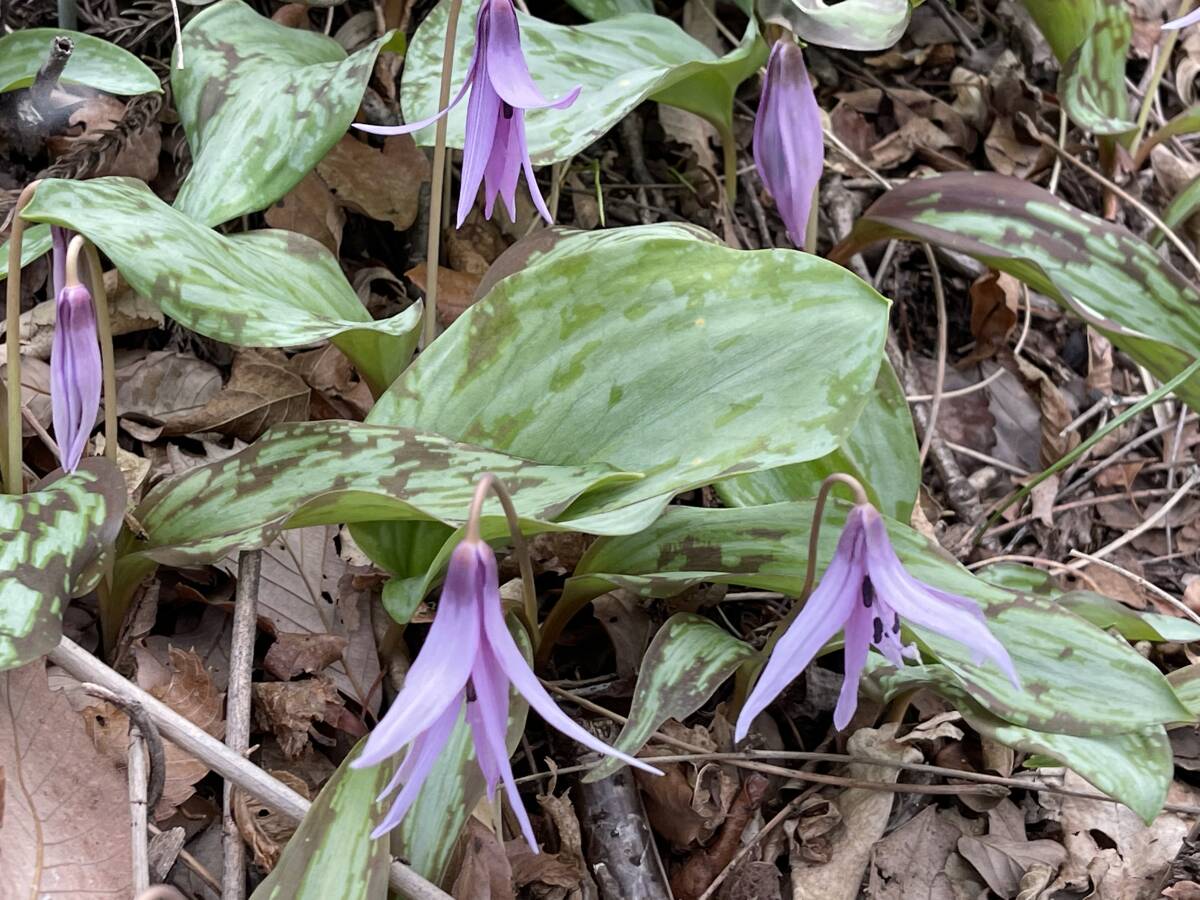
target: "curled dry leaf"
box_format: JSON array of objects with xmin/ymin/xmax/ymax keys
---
[
  {"xmin": 957, "ymin": 799, "xmax": 1067, "ymax": 898},
  {"xmin": 252, "ymin": 676, "xmax": 342, "ymax": 759},
  {"xmin": 233, "ymin": 770, "xmax": 310, "ymax": 872},
  {"xmin": 265, "ymin": 170, "xmax": 346, "ymax": 256},
  {"xmin": 83, "ymin": 646, "xmax": 225, "ymax": 820},
  {"xmin": 316, "ymin": 133, "xmax": 429, "ymax": 230},
  {"xmin": 115, "ymin": 349, "xmax": 223, "ymax": 423},
  {"xmin": 264, "ymin": 632, "xmax": 349, "ymax": 681},
  {"xmin": 0, "ymin": 660, "xmax": 133, "ymax": 898},
  {"xmin": 405, "ymin": 262, "xmax": 483, "ymax": 326},
  {"xmin": 452, "ymin": 819, "xmax": 516, "ymax": 900},
  {"xmin": 506, "ymin": 789, "xmax": 597, "ymax": 898}
]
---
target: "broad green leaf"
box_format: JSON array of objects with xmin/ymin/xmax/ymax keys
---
[
  {"xmin": 868, "ymin": 659, "xmax": 1172, "ymax": 823},
  {"xmin": 585, "ymin": 613, "xmax": 754, "ymax": 782},
  {"xmin": 251, "ymin": 739, "xmax": 393, "ymax": 900},
  {"xmin": 0, "ymin": 29, "xmax": 160, "ymax": 95},
  {"xmin": 757, "ymin": 0, "xmax": 911, "ymax": 51},
  {"xmin": 172, "ymin": 0, "xmax": 405, "ymax": 226},
  {"xmin": 1169, "ymin": 664, "xmax": 1200, "ymax": 716},
  {"xmin": 401, "ymin": 0, "xmax": 765, "ymax": 161},
  {"xmin": 1, "ymin": 460, "xmax": 126, "ymax": 670},
  {"xmin": 1058, "ymin": 1, "xmax": 1134, "ymax": 135},
  {"xmin": 1153, "ymin": 173, "xmax": 1200, "ymax": 247},
  {"xmin": 368, "ymin": 223, "xmax": 890, "ymax": 534},
  {"xmin": 0, "ymin": 225, "xmax": 52, "ymax": 282},
  {"xmin": 19, "ymin": 177, "xmax": 420, "ymax": 394},
  {"xmin": 830, "ymin": 172, "xmax": 1200, "ymax": 411},
  {"xmin": 565, "ymin": 0, "xmax": 654, "ymax": 20},
  {"xmin": 1017, "ymin": 0, "xmax": 1095, "ymax": 64},
  {"xmin": 562, "ymin": 502, "xmax": 1192, "ymax": 736},
  {"xmin": 715, "ymin": 360, "xmax": 919, "ymax": 521},
  {"xmin": 394, "ymin": 616, "xmax": 531, "ymax": 881}
]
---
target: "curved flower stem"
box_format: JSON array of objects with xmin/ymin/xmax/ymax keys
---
[
  {"xmin": 420, "ymin": 0, "xmax": 466, "ymax": 350},
  {"xmin": 721, "ymin": 124, "xmax": 738, "ymax": 207},
  {"xmin": 800, "ymin": 473, "xmax": 869, "ymax": 601},
  {"xmin": 3, "ymin": 180, "xmax": 41, "ymax": 494},
  {"xmin": 65, "ymin": 236, "xmax": 118, "ymax": 464},
  {"xmin": 465, "ymin": 473, "xmax": 540, "ymax": 647}
]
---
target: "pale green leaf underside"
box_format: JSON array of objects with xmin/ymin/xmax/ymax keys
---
[
  {"xmin": 251, "ymin": 740, "xmax": 393, "ymax": 900},
  {"xmin": 565, "ymin": 501, "xmax": 1191, "ymax": 737},
  {"xmin": 0, "ymin": 28, "xmax": 160, "ymax": 95},
  {"xmin": 172, "ymin": 0, "xmax": 405, "ymax": 226},
  {"xmin": 19, "ymin": 177, "xmax": 419, "ymax": 394},
  {"xmin": 716, "ymin": 359, "xmax": 919, "ymax": 521},
  {"xmin": 586, "ymin": 613, "xmax": 754, "ymax": 781},
  {"xmin": 0, "ymin": 224, "xmax": 52, "ymax": 282},
  {"xmin": 758, "ymin": 0, "xmax": 911, "ymax": 51},
  {"xmin": 401, "ymin": 0, "xmax": 765, "ymax": 161},
  {"xmin": 0, "ymin": 460, "xmax": 126, "ymax": 670},
  {"xmin": 833, "ymin": 172, "xmax": 1200, "ymax": 411}
]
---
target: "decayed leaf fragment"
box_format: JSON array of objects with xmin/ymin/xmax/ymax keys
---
[{"xmin": 0, "ymin": 659, "xmax": 133, "ymax": 897}]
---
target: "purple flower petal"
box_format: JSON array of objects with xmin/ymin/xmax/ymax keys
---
[
  {"xmin": 754, "ymin": 40, "xmax": 824, "ymax": 249},
  {"xmin": 834, "ymin": 601, "xmax": 872, "ymax": 730},
  {"xmin": 355, "ymin": 541, "xmax": 485, "ymax": 767},
  {"xmin": 485, "ymin": 0, "xmax": 581, "ymax": 111},
  {"xmin": 1165, "ymin": 8, "xmax": 1200, "ymax": 29},
  {"xmin": 370, "ymin": 695, "xmax": 464, "ymax": 838},
  {"xmin": 481, "ymin": 107, "xmax": 520, "ymax": 221},
  {"xmin": 478, "ymin": 567, "xmax": 661, "ymax": 775},
  {"xmin": 50, "ymin": 284, "xmax": 101, "ymax": 473},
  {"xmin": 458, "ymin": 73, "xmax": 503, "ymax": 226},
  {"xmin": 515, "ymin": 108, "xmax": 554, "ymax": 223},
  {"xmin": 734, "ymin": 520, "xmax": 863, "ymax": 741}
]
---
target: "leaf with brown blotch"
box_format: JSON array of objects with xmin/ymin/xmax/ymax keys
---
[
  {"xmin": 0, "ymin": 659, "xmax": 133, "ymax": 897},
  {"xmin": 264, "ymin": 633, "xmax": 348, "ymax": 681},
  {"xmin": 83, "ymin": 646, "xmax": 225, "ymax": 820}
]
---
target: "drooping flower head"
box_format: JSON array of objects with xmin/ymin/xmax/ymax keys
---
[
  {"xmin": 754, "ymin": 38, "xmax": 824, "ymax": 250},
  {"xmin": 49, "ymin": 281, "xmax": 102, "ymax": 473},
  {"xmin": 357, "ymin": 0, "xmax": 581, "ymax": 227},
  {"xmin": 735, "ymin": 503, "xmax": 1019, "ymax": 739},
  {"xmin": 355, "ymin": 536, "xmax": 660, "ymax": 848}
]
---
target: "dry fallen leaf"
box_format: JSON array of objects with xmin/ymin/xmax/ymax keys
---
[
  {"xmin": 253, "ymin": 677, "xmax": 341, "ymax": 759},
  {"xmin": 957, "ymin": 799, "xmax": 1066, "ymax": 897},
  {"xmin": 233, "ymin": 771, "xmax": 310, "ymax": 872},
  {"xmin": 0, "ymin": 659, "xmax": 133, "ymax": 898},
  {"xmin": 405, "ymin": 262, "xmax": 483, "ymax": 326},
  {"xmin": 264, "ymin": 633, "xmax": 349, "ymax": 681},
  {"xmin": 265, "ymin": 170, "xmax": 346, "ymax": 255},
  {"xmin": 453, "ymin": 818, "xmax": 516, "ymax": 900},
  {"xmin": 317, "ymin": 133, "xmax": 429, "ymax": 230},
  {"xmin": 115, "ymin": 349, "xmax": 223, "ymax": 422}
]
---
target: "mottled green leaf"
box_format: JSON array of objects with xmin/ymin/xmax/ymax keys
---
[
  {"xmin": 251, "ymin": 739, "xmax": 393, "ymax": 900},
  {"xmin": 1017, "ymin": 0, "xmax": 1095, "ymax": 65},
  {"xmin": 565, "ymin": 0, "xmax": 654, "ymax": 20},
  {"xmin": 562, "ymin": 502, "xmax": 1191, "ymax": 736},
  {"xmin": 401, "ymin": 0, "xmax": 765, "ymax": 161},
  {"xmin": 1058, "ymin": 1, "xmax": 1134, "ymax": 134},
  {"xmin": 715, "ymin": 360, "xmax": 919, "ymax": 521},
  {"xmin": 1153, "ymin": 173, "xmax": 1200, "ymax": 248},
  {"xmin": 585, "ymin": 613, "xmax": 754, "ymax": 782},
  {"xmin": 757, "ymin": 0, "xmax": 911, "ymax": 51},
  {"xmin": 831, "ymin": 172, "xmax": 1200, "ymax": 411},
  {"xmin": 868, "ymin": 659, "xmax": 1172, "ymax": 823},
  {"xmin": 172, "ymin": 0, "xmax": 405, "ymax": 226},
  {"xmin": 0, "ymin": 460, "xmax": 126, "ymax": 670},
  {"xmin": 1169, "ymin": 664, "xmax": 1200, "ymax": 716},
  {"xmin": 1136, "ymin": 105, "xmax": 1200, "ymax": 167},
  {"xmin": 0, "ymin": 29, "xmax": 160, "ymax": 95},
  {"xmin": 19, "ymin": 177, "xmax": 420, "ymax": 394},
  {"xmin": 368, "ymin": 223, "xmax": 891, "ymax": 535},
  {"xmin": 0, "ymin": 224, "xmax": 52, "ymax": 282}
]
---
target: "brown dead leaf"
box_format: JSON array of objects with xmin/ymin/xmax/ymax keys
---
[
  {"xmin": 957, "ymin": 800, "xmax": 1066, "ymax": 898},
  {"xmin": 233, "ymin": 771, "xmax": 310, "ymax": 872},
  {"xmin": 505, "ymin": 788, "xmax": 596, "ymax": 898},
  {"xmin": 967, "ymin": 271, "xmax": 1019, "ymax": 363},
  {"xmin": 869, "ymin": 117, "xmax": 956, "ymax": 171},
  {"xmin": 317, "ymin": 134, "xmax": 429, "ymax": 230},
  {"xmin": 593, "ymin": 590, "xmax": 654, "ymax": 680},
  {"xmin": 290, "ymin": 344, "xmax": 374, "ymax": 421},
  {"xmin": 405, "ymin": 262, "xmax": 483, "ymax": 326},
  {"xmin": 1014, "ymin": 356, "xmax": 1080, "ymax": 466},
  {"xmin": 264, "ymin": 633, "xmax": 348, "ymax": 680},
  {"xmin": 985, "ymin": 116, "xmax": 1047, "ymax": 178},
  {"xmin": 0, "ymin": 660, "xmax": 133, "ymax": 898},
  {"xmin": 116, "ymin": 349, "xmax": 223, "ymax": 422},
  {"xmin": 453, "ymin": 818, "xmax": 515, "ymax": 900},
  {"xmin": 671, "ymin": 774, "xmax": 769, "ymax": 900},
  {"xmin": 1, "ymin": 355, "xmax": 53, "ymax": 435},
  {"xmin": 640, "ymin": 722, "xmax": 736, "ymax": 848},
  {"xmin": 160, "ymin": 350, "xmax": 309, "ymax": 440},
  {"xmin": 265, "ymin": 170, "xmax": 346, "ymax": 255},
  {"xmin": 253, "ymin": 677, "xmax": 341, "ymax": 759},
  {"xmin": 868, "ymin": 805, "xmax": 967, "ymax": 900},
  {"xmin": 83, "ymin": 646, "xmax": 225, "ymax": 819},
  {"xmin": 1164, "ymin": 883, "xmax": 1200, "ymax": 900}
]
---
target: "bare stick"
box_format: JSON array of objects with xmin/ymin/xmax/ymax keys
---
[
  {"xmin": 50, "ymin": 637, "xmax": 452, "ymax": 900},
  {"xmin": 129, "ymin": 725, "xmax": 151, "ymax": 893},
  {"xmin": 223, "ymin": 550, "xmax": 260, "ymax": 900}
]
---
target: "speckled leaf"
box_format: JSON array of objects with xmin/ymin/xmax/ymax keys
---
[
  {"xmin": 1169, "ymin": 664, "xmax": 1200, "ymax": 716},
  {"xmin": 368, "ymin": 223, "xmax": 890, "ymax": 535},
  {"xmin": 562, "ymin": 502, "xmax": 1191, "ymax": 736},
  {"xmin": 400, "ymin": 0, "xmax": 765, "ymax": 161},
  {"xmin": 757, "ymin": 0, "xmax": 911, "ymax": 51},
  {"xmin": 0, "ymin": 224, "xmax": 52, "ymax": 282},
  {"xmin": 251, "ymin": 739, "xmax": 392, "ymax": 900},
  {"xmin": 585, "ymin": 613, "xmax": 753, "ymax": 782},
  {"xmin": 1016, "ymin": 0, "xmax": 1095, "ymax": 64},
  {"xmin": 830, "ymin": 172, "xmax": 1200, "ymax": 410},
  {"xmin": 0, "ymin": 460, "xmax": 125, "ymax": 670},
  {"xmin": 714, "ymin": 360, "xmax": 918, "ymax": 521},
  {"xmin": 19, "ymin": 177, "xmax": 419, "ymax": 394},
  {"xmin": 393, "ymin": 616, "xmax": 531, "ymax": 881},
  {"xmin": 1154, "ymin": 173, "xmax": 1200, "ymax": 247},
  {"xmin": 172, "ymin": 0, "xmax": 405, "ymax": 226},
  {"xmin": 0, "ymin": 28, "xmax": 160, "ymax": 95},
  {"xmin": 1058, "ymin": 0, "xmax": 1134, "ymax": 134},
  {"xmin": 565, "ymin": 0, "xmax": 653, "ymax": 20},
  {"xmin": 868, "ymin": 659, "xmax": 1172, "ymax": 823}
]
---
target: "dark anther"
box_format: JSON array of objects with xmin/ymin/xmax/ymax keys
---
[
  {"xmin": 872, "ymin": 617, "xmax": 884, "ymax": 644},
  {"xmin": 862, "ymin": 576, "xmax": 875, "ymax": 608},
  {"xmin": 466, "ymin": 682, "xmax": 477, "ymax": 703},
  {"xmin": 892, "ymin": 613, "xmax": 901, "ymax": 634},
  {"xmin": 502, "ymin": 102, "xmax": 514, "ymax": 120}
]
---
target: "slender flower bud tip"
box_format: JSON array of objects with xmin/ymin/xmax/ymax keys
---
[
  {"xmin": 50, "ymin": 283, "xmax": 102, "ymax": 473},
  {"xmin": 754, "ymin": 39, "xmax": 824, "ymax": 250},
  {"xmin": 734, "ymin": 503, "xmax": 1019, "ymax": 742},
  {"xmin": 1165, "ymin": 8, "xmax": 1200, "ymax": 29},
  {"xmin": 357, "ymin": 537, "xmax": 659, "ymax": 850},
  {"xmin": 355, "ymin": 0, "xmax": 580, "ymax": 226}
]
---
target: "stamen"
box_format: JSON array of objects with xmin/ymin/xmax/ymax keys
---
[
  {"xmin": 502, "ymin": 102, "xmax": 514, "ymax": 120},
  {"xmin": 466, "ymin": 682, "xmax": 477, "ymax": 703},
  {"xmin": 872, "ymin": 617, "xmax": 884, "ymax": 644},
  {"xmin": 862, "ymin": 576, "xmax": 875, "ymax": 608},
  {"xmin": 892, "ymin": 613, "xmax": 900, "ymax": 634}
]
